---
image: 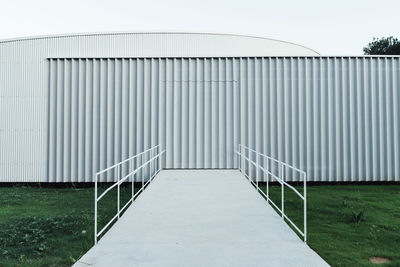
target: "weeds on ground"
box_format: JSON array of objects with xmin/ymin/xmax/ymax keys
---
[
  {"xmin": 0, "ymin": 185, "xmax": 133, "ymax": 266},
  {"xmin": 261, "ymin": 184, "xmax": 400, "ymax": 266},
  {"xmin": 0, "ymin": 215, "xmax": 88, "ymax": 260}
]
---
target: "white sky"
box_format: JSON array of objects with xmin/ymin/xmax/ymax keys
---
[{"xmin": 1, "ymin": 0, "xmax": 399, "ymax": 55}]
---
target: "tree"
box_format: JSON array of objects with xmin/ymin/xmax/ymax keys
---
[{"xmin": 363, "ymin": 37, "xmax": 400, "ymax": 55}]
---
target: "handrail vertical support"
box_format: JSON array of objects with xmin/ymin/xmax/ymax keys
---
[
  {"xmin": 266, "ymin": 158, "xmax": 269, "ymax": 203},
  {"xmin": 256, "ymin": 153, "xmax": 259, "ymax": 191},
  {"xmin": 304, "ymin": 172, "xmax": 307, "ymax": 243},
  {"xmin": 94, "ymin": 174, "xmax": 98, "ymax": 245},
  {"xmin": 150, "ymin": 148, "xmax": 153, "ymax": 180},
  {"xmin": 160, "ymin": 146, "xmax": 162, "ymax": 171},
  {"xmin": 131, "ymin": 159, "xmax": 134, "ymax": 199},
  {"xmin": 117, "ymin": 165, "xmax": 120, "ymax": 219},
  {"xmin": 159, "ymin": 146, "xmax": 161, "ymax": 172},
  {"xmin": 238, "ymin": 144, "xmax": 241, "ymax": 173},
  {"xmin": 160, "ymin": 146, "xmax": 161, "ymax": 171},
  {"xmin": 240, "ymin": 144, "xmax": 242, "ymax": 173},
  {"xmin": 280, "ymin": 163, "xmax": 284, "ymax": 219},
  {"xmin": 236, "ymin": 143, "xmax": 239, "ymax": 170},
  {"xmin": 142, "ymin": 153, "xmax": 144, "ymax": 188}
]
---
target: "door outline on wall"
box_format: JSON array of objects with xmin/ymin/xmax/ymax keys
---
[{"xmin": 163, "ymin": 78, "xmax": 239, "ymax": 169}]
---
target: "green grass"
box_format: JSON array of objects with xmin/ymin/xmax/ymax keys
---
[
  {"xmin": 0, "ymin": 183, "xmax": 399, "ymax": 266},
  {"xmin": 259, "ymin": 183, "xmax": 400, "ymax": 266},
  {"xmin": 0, "ymin": 184, "xmax": 136, "ymax": 266}
]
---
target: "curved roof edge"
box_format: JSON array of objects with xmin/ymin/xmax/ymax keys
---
[{"xmin": 0, "ymin": 31, "xmax": 320, "ymax": 55}]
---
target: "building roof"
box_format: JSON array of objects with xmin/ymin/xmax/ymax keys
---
[{"xmin": 0, "ymin": 32, "xmax": 320, "ymax": 57}]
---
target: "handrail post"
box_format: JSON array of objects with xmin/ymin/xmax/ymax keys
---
[
  {"xmin": 160, "ymin": 146, "xmax": 163, "ymax": 171},
  {"xmin": 238, "ymin": 145, "xmax": 241, "ymax": 173},
  {"xmin": 304, "ymin": 172, "xmax": 307, "ymax": 243},
  {"xmin": 142, "ymin": 153, "xmax": 144, "ymax": 189},
  {"xmin": 246, "ymin": 148, "xmax": 249, "ymax": 178},
  {"xmin": 256, "ymin": 153, "xmax": 259, "ymax": 191},
  {"xmin": 159, "ymin": 146, "xmax": 161, "ymax": 171},
  {"xmin": 94, "ymin": 174, "xmax": 98, "ymax": 245},
  {"xmin": 117, "ymin": 165, "xmax": 120, "ymax": 219},
  {"xmin": 280, "ymin": 163, "xmax": 284, "ymax": 219},
  {"xmin": 158, "ymin": 147, "xmax": 161, "ymax": 171},
  {"xmin": 149, "ymin": 149, "xmax": 151, "ymax": 181},
  {"xmin": 240, "ymin": 145, "xmax": 242, "ymax": 173},
  {"xmin": 155, "ymin": 147, "xmax": 157, "ymax": 173},
  {"xmin": 150, "ymin": 151, "xmax": 152, "ymax": 180},
  {"xmin": 131, "ymin": 159, "xmax": 134, "ymax": 199},
  {"xmin": 266, "ymin": 158, "xmax": 269, "ymax": 202},
  {"xmin": 233, "ymin": 143, "xmax": 239, "ymax": 169},
  {"xmin": 150, "ymin": 148, "xmax": 153, "ymax": 181},
  {"xmin": 242, "ymin": 145, "xmax": 245, "ymax": 175},
  {"xmin": 239, "ymin": 144, "xmax": 242, "ymax": 172},
  {"xmin": 244, "ymin": 146, "xmax": 248, "ymax": 178}
]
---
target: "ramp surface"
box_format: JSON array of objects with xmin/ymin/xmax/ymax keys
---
[{"xmin": 75, "ymin": 170, "xmax": 328, "ymax": 267}]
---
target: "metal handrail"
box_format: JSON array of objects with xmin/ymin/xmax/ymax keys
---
[
  {"xmin": 94, "ymin": 145, "xmax": 165, "ymax": 244},
  {"xmin": 236, "ymin": 144, "xmax": 307, "ymax": 243},
  {"xmin": 95, "ymin": 145, "xmax": 161, "ymax": 176}
]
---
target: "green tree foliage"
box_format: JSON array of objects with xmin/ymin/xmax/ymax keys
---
[{"xmin": 363, "ymin": 37, "xmax": 400, "ymax": 55}]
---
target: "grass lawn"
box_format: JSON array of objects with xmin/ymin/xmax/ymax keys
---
[
  {"xmin": 0, "ymin": 183, "xmax": 399, "ymax": 266},
  {"xmin": 0, "ymin": 184, "xmax": 135, "ymax": 266},
  {"xmin": 261, "ymin": 183, "xmax": 400, "ymax": 266}
]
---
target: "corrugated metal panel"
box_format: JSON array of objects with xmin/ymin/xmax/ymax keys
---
[
  {"xmin": 46, "ymin": 57, "xmax": 400, "ymax": 182},
  {"xmin": 0, "ymin": 33, "xmax": 399, "ymax": 183},
  {"xmin": 0, "ymin": 33, "xmax": 317, "ymax": 182},
  {"xmin": 0, "ymin": 40, "xmax": 49, "ymax": 182}
]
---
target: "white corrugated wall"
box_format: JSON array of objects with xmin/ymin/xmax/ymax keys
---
[
  {"xmin": 0, "ymin": 33, "xmax": 318, "ymax": 182},
  {"xmin": 46, "ymin": 57, "xmax": 400, "ymax": 182}
]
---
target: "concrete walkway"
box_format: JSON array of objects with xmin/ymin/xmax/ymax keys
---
[{"xmin": 75, "ymin": 170, "xmax": 328, "ymax": 267}]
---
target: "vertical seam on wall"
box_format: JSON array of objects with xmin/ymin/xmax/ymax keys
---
[{"xmin": 45, "ymin": 59, "xmax": 51, "ymax": 182}]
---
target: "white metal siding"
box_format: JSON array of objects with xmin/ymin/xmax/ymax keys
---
[
  {"xmin": 0, "ymin": 33, "xmax": 399, "ymax": 182},
  {"xmin": 0, "ymin": 43, "xmax": 49, "ymax": 182},
  {"xmin": 46, "ymin": 57, "xmax": 400, "ymax": 182},
  {"xmin": 0, "ymin": 33, "xmax": 317, "ymax": 182}
]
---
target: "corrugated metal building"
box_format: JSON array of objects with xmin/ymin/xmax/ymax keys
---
[{"xmin": 0, "ymin": 32, "xmax": 399, "ymax": 182}]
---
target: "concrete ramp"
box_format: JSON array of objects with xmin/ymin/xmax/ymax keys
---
[{"xmin": 75, "ymin": 170, "xmax": 328, "ymax": 267}]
